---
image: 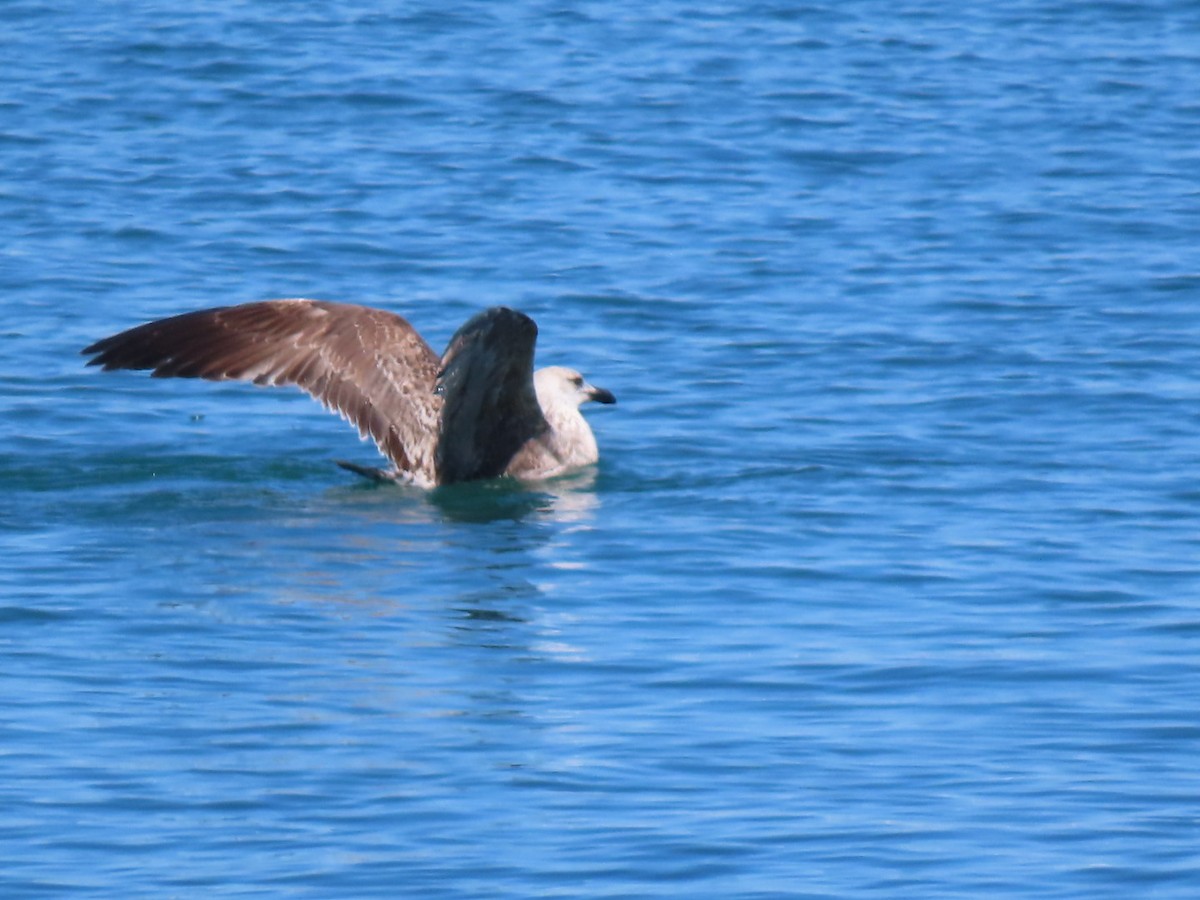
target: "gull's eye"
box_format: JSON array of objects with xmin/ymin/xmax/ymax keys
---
[{"xmin": 570, "ymin": 375, "xmax": 584, "ymax": 388}]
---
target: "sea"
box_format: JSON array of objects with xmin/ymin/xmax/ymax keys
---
[{"xmin": 3, "ymin": 2, "xmax": 1200, "ymax": 897}]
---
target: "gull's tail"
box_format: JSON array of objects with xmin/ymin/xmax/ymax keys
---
[{"xmin": 335, "ymin": 460, "xmax": 401, "ymax": 483}]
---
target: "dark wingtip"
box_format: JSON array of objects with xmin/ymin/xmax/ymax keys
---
[
  {"xmin": 440, "ymin": 306, "xmax": 539, "ymax": 371},
  {"xmin": 473, "ymin": 307, "xmax": 537, "ymax": 341},
  {"xmin": 82, "ymin": 333, "xmax": 132, "ymax": 369},
  {"xmin": 79, "ymin": 336, "xmax": 138, "ymax": 371}
]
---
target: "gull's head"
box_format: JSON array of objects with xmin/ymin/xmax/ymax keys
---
[{"xmin": 534, "ymin": 365, "xmax": 616, "ymax": 412}]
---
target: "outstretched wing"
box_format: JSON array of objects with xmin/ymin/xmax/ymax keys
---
[
  {"xmin": 82, "ymin": 299, "xmax": 442, "ymax": 482},
  {"xmin": 434, "ymin": 307, "xmax": 547, "ymax": 484}
]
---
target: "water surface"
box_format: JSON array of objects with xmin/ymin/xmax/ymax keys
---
[{"xmin": 3, "ymin": 2, "xmax": 1200, "ymax": 896}]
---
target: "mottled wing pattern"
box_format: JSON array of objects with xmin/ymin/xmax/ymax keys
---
[
  {"xmin": 82, "ymin": 300, "xmax": 443, "ymax": 481},
  {"xmin": 435, "ymin": 307, "xmax": 547, "ymax": 484}
]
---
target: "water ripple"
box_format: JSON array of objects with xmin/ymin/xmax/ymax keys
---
[{"xmin": 3, "ymin": 0, "xmax": 1200, "ymax": 896}]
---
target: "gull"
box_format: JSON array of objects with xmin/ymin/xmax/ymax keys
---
[{"xmin": 82, "ymin": 301, "xmax": 615, "ymax": 487}]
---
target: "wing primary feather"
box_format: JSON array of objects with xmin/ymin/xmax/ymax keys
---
[{"xmin": 82, "ymin": 300, "xmax": 442, "ymax": 482}]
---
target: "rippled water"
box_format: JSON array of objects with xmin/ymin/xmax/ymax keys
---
[{"xmin": 4, "ymin": 2, "xmax": 1200, "ymax": 896}]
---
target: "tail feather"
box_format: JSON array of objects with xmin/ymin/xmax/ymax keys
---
[{"xmin": 335, "ymin": 460, "xmax": 400, "ymax": 483}]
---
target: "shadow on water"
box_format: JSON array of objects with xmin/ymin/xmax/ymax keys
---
[
  {"xmin": 328, "ymin": 467, "xmax": 601, "ymax": 527},
  {"xmin": 12, "ymin": 446, "xmax": 606, "ymax": 652},
  {"xmin": 429, "ymin": 468, "xmax": 600, "ymax": 525},
  {"xmin": 299, "ymin": 472, "xmax": 607, "ymax": 631}
]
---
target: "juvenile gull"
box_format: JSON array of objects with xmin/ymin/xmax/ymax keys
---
[{"xmin": 82, "ymin": 301, "xmax": 615, "ymax": 487}]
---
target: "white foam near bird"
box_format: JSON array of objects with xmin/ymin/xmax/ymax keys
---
[{"xmin": 83, "ymin": 301, "xmax": 615, "ymax": 487}]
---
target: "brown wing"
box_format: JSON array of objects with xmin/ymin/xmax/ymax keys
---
[
  {"xmin": 434, "ymin": 307, "xmax": 548, "ymax": 485},
  {"xmin": 82, "ymin": 299, "xmax": 442, "ymax": 482}
]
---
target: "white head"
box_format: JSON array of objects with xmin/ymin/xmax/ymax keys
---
[{"xmin": 533, "ymin": 365, "xmax": 616, "ymax": 413}]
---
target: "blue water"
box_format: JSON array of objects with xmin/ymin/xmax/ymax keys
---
[{"xmin": 4, "ymin": 1, "xmax": 1200, "ymax": 896}]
